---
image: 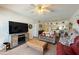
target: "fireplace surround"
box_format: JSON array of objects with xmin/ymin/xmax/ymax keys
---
[{"xmin": 10, "ymin": 33, "xmax": 29, "ymax": 48}]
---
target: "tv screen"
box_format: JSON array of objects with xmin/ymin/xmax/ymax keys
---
[{"xmin": 9, "ymin": 21, "xmax": 28, "ymax": 34}]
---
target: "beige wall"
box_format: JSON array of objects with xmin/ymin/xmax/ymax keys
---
[
  {"xmin": 0, "ymin": 8, "xmax": 35, "ymax": 49},
  {"xmin": 39, "ymin": 20, "xmax": 70, "ymax": 32},
  {"xmin": 70, "ymin": 9, "xmax": 79, "ymax": 32}
]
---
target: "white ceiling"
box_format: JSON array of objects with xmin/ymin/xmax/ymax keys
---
[{"xmin": 0, "ymin": 4, "xmax": 79, "ymax": 22}]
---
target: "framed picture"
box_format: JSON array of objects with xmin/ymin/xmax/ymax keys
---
[{"xmin": 29, "ymin": 24, "xmax": 32, "ymax": 29}]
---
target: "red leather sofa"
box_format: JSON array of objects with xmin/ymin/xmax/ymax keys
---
[
  {"xmin": 56, "ymin": 42, "xmax": 75, "ymax": 55},
  {"xmin": 70, "ymin": 36, "xmax": 79, "ymax": 55},
  {"xmin": 56, "ymin": 36, "xmax": 79, "ymax": 55}
]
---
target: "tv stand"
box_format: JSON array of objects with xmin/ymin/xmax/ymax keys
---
[{"xmin": 10, "ymin": 33, "xmax": 29, "ymax": 48}]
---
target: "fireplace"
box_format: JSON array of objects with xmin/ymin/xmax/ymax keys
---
[
  {"xmin": 10, "ymin": 33, "xmax": 29, "ymax": 48},
  {"xmin": 18, "ymin": 34, "xmax": 26, "ymax": 45}
]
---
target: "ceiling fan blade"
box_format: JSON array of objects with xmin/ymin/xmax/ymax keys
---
[{"xmin": 47, "ymin": 7, "xmax": 63, "ymax": 13}]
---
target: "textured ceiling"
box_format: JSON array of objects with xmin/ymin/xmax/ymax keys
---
[{"xmin": 0, "ymin": 4, "xmax": 79, "ymax": 22}]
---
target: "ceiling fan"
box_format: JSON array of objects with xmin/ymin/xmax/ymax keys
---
[
  {"xmin": 30, "ymin": 4, "xmax": 54, "ymax": 14},
  {"xmin": 29, "ymin": 4, "xmax": 63, "ymax": 14},
  {"xmin": 35, "ymin": 4, "xmax": 53, "ymax": 13}
]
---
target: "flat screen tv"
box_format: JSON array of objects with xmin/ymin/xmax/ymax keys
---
[{"xmin": 9, "ymin": 21, "xmax": 28, "ymax": 34}]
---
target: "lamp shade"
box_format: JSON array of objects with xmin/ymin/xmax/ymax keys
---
[{"xmin": 77, "ymin": 20, "xmax": 79, "ymax": 24}]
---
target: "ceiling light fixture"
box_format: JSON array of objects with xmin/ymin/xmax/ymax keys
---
[{"xmin": 35, "ymin": 4, "xmax": 50, "ymax": 14}]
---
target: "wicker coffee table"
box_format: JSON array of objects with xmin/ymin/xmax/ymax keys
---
[{"xmin": 26, "ymin": 39, "xmax": 48, "ymax": 54}]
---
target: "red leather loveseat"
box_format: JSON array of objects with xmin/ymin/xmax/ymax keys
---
[
  {"xmin": 56, "ymin": 36, "xmax": 79, "ymax": 55},
  {"xmin": 70, "ymin": 36, "xmax": 79, "ymax": 55},
  {"xmin": 56, "ymin": 42, "xmax": 75, "ymax": 55}
]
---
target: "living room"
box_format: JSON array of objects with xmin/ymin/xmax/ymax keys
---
[{"xmin": 0, "ymin": 4, "xmax": 79, "ymax": 55}]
